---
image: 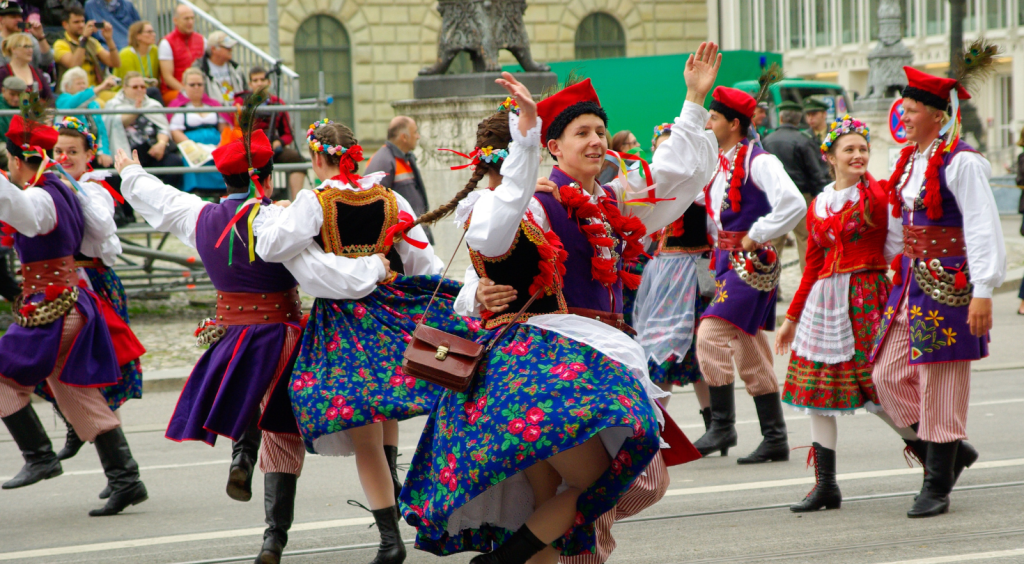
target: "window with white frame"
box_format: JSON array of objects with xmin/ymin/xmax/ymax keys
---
[
  {"xmin": 964, "ymin": 0, "xmax": 978, "ymax": 31},
  {"xmin": 869, "ymin": 0, "xmax": 879, "ymax": 40},
  {"xmin": 904, "ymin": 0, "xmax": 917, "ymax": 36},
  {"xmin": 814, "ymin": 0, "xmax": 833, "ymax": 46},
  {"xmin": 789, "ymin": 0, "xmax": 807, "ymax": 48},
  {"xmin": 740, "ymin": 0, "xmax": 755, "ymax": 49},
  {"xmin": 764, "ymin": 0, "xmax": 780, "ymax": 51},
  {"xmin": 841, "ymin": 0, "xmax": 859, "ymax": 42},
  {"xmin": 925, "ymin": 0, "xmax": 945, "ymax": 35},
  {"xmin": 997, "ymin": 75, "xmax": 1014, "ymax": 149},
  {"xmin": 987, "ymin": 0, "xmax": 1008, "ymax": 29}
]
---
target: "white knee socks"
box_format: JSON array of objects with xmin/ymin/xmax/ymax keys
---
[{"xmin": 808, "ymin": 413, "xmax": 838, "ymax": 450}]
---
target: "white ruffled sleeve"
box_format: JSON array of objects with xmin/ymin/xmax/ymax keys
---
[
  {"xmin": 277, "ymin": 245, "xmax": 387, "ymax": 300},
  {"xmin": 746, "ymin": 154, "xmax": 808, "ymax": 244},
  {"xmin": 454, "ymin": 265, "xmax": 482, "ymax": 317},
  {"xmin": 946, "ymin": 151, "xmax": 1006, "ymax": 298},
  {"xmin": 118, "ymin": 164, "xmax": 206, "ymax": 248},
  {"xmin": 75, "ymin": 181, "xmax": 122, "ymax": 266},
  {"xmin": 253, "ymin": 189, "xmax": 324, "ymax": 263}
]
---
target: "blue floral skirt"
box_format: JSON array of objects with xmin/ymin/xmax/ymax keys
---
[
  {"xmin": 399, "ymin": 323, "xmax": 661, "ymax": 557},
  {"xmin": 289, "ymin": 275, "xmax": 483, "ymax": 454}
]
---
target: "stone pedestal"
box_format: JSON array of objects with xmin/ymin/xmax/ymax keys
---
[
  {"xmin": 413, "ymin": 72, "xmax": 557, "ymax": 99},
  {"xmin": 392, "ymin": 94, "xmax": 554, "ymax": 276},
  {"xmin": 853, "ymin": 97, "xmax": 904, "ymax": 179}
]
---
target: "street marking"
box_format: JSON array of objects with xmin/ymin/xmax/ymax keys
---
[
  {"xmin": 971, "ymin": 398, "xmax": 1024, "ymax": 406},
  {"xmin": 663, "ymin": 458, "xmax": 1024, "ymax": 497},
  {"xmin": 0, "ymin": 460, "xmax": 228, "ymax": 482},
  {"xmin": 875, "ymin": 548, "xmax": 1024, "ymax": 563}
]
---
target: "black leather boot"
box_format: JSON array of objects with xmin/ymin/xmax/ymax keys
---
[
  {"xmin": 255, "ymin": 473, "xmax": 297, "ymax": 564},
  {"xmin": 53, "ymin": 405, "xmax": 85, "ymax": 461},
  {"xmin": 88, "ymin": 428, "xmax": 148, "ymax": 516},
  {"xmin": 790, "ymin": 443, "xmax": 841, "ymax": 512},
  {"xmin": 737, "ymin": 392, "xmax": 790, "ymax": 464},
  {"xmin": 693, "ymin": 384, "xmax": 737, "ymax": 457},
  {"xmin": 700, "ymin": 407, "xmax": 711, "ymax": 431},
  {"xmin": 469, "ymin": 524, "xmax": 547, "ymax": 564},
  {"xmin": 369, "ymin": 505, "xmax": 406, "ymax": 564},
  {"xmin": 228, "ymin": 415, "xmax": 262, "ymax": 502},
  {"xmin": 383, "ymin": 445, "xmax": 403, "ymax": 502},
  {"xmin": 908, "ymin": 440, "xmax": 958, "ymax": 518},
  {"xmin": 1, "ymin": 404, "xmax": 62, "ymax": 489},
  {"xmin": 953, "ymin": 440, "xmax": 978, "ymax": 484}
]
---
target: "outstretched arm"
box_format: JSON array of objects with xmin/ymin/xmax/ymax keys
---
[
  {"xmin": 0, "ymin": 175, "xmax": 56, "ymax": 236},
  {"xmin": 115, "ymin": 149, "xmax": 207, "ymax": 247}
]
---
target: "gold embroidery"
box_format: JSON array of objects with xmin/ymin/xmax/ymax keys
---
[{"xmin": 315, "ymin": 184, "xmax": 400, "ymax": 257}]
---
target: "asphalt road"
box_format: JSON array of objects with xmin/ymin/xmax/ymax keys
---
[{"xmin": 2, "ymin": 294, "xmax": 1023, "ymax": 564}]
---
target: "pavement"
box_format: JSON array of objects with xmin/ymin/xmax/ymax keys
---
[{"xmin": 2, "ymin": 243, "xmax": 1024, "ymax": 563}]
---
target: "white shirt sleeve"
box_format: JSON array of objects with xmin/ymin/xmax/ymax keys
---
[
  {"xmin": 118, "ymin": 163, "xmax": 207, "ymax": 248},
  {"xmin": 157, "ymin": 39, "xmax": 172, "ymax": 60},
  {"xmin": 746, "ymin": 154, "xmax": 808, "ymax": 243},
  {"xmin": 393, "ymin": 192, "xmax": 444, "ymax": 276},
  {"xmin": 75, "ymin": 181, "xmax": 122, "ymax": 267},
  {"xmin": 277, "ymin": 244, "xmax": 386, "ymax": 300},
  {"xmin": 946, "ymin": 151, "xmax": 1006, "ymax": 298},
  {"xmin": 0, "ymin": 175, "xmax": 57, "ymax": 236},
  {"xmin": 883, "ymin": 203, "xmax": 903, "ymax": 265},
  {"xmin": 454, "ymin": 265, "xmax": 482, "ymax": 317},
  {"xmin": 464, "ymin": 113, "xmax": 542, "ymax": 257},
  {"xmin": 169, "ymin": 113, "xmax": 185, "ymax": 131},
  {"xmin": 252, "ymin": 190, "xmax": 324, "ymax": 263},
  {"xmin": 608, "ymin": 101, "xmax": 718, "ymax": 234}
]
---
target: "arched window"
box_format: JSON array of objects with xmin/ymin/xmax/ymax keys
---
[
  {"xmin": 295, "ymin": 15, "xmax": 353, "ymax": 129},
  {"xmin": 574, "ymin": 13, "xmax": 625, "ymax": 60}
]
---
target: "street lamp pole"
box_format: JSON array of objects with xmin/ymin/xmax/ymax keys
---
[{"xmin": 949, "ymin": 0, "xmax": 965, "ymax": 75}]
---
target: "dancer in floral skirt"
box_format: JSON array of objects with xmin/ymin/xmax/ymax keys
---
[
  {"xmin": 400, "ymin": 43, "xmax": 718, "ymax": 564},
  {"xmin": 253, "ymin": 118, "xmax": 471, "ymax": 564}
]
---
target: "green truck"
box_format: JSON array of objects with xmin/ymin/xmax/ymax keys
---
[{"xmin": 732, "ymin": 78, "xmax": 852, "ymax": 131}]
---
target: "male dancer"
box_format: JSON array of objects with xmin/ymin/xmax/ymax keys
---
[
  {"xmin": 872, "ymin": 62, "xmax": 1005, "ymax": 518},
  {"xmin": 692, "ymin": 86, "xmax": 806, "ymax": 463}
]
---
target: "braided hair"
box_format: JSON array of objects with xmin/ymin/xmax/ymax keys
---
[
  {"xmin": 412, "ymin": 110, "xmax": 512, "ymax": 227},
  {"xmin": 312, "ymin": 121, "xmax": 359, "ymax": 171}
]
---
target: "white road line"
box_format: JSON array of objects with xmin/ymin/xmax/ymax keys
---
[
  {"xmin": 970, "ymin": 398, "xmax": 1024, "ymax": 406},
  {"xmin": 0, "ymin": 460, "xmax": 227, "ymax": 482},
  {"xmin": 874, "ymin": 548, "xmax": 1024, "ymax": 563},
  {"xmin": 3, "ymin": 459, "xmax": 1022, "ymax": 561},
  {"xmin": 663, "ymin": 458, "xmax": 1024, "ymax": 497}
]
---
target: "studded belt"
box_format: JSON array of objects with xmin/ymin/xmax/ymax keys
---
[
  {"xmin": 214, "ymin": 288, "xmax": 302, "ymax": 325},
  {"xmin": 21, "ymin": 256, "xmax": 79, "ymax": 297},
  {"xmin": 902, "ymin": 225, "xmax": 966, "ymax": 259},
  {"xmin": 716, "ymin": 231, "xmax": 747, "ymax": 251}
]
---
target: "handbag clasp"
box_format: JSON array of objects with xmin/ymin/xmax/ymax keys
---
[{"xmin": 435, "ymin": 345, "xmax": 449, "ymax": 361}]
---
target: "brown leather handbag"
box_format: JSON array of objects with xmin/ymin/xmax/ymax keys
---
[{"xmin": 402, "ymin": 231, "xmax": 538, "ymax": 393}]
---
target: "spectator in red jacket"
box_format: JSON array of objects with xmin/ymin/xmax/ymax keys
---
[
  {"xmin": 157, "ymin": 3, "xmax": 204, "ymax": 104},
  {"xmin": 234, "ymin": 65, "xmax": 306, "ymax": 198}
]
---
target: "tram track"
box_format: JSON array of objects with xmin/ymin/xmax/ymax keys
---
[{"xmin": 162, "ymin": 480, "xmax": 1024, "ymax": 564}]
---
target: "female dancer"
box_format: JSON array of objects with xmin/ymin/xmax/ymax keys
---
[
  {"xmin": 252, "ymin": 119, "xmax": 469, "ymax": 564},
  {"xmin": 400, "ymin": 47, "xmax": 717, "ymax": 564},
  {"xmin": 774, "ymin": 115, "xmax": 896, "ymax": 511}
]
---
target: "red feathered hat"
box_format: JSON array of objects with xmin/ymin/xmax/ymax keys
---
[
  {"xmin": 710, "ymin": 86, "xmax": 756, "ymax": 121},
  {"xmin": 537, "ymin": 78, "xmax": 603, "ymax": 144},
  {"xmin": 902, "ymin": 66, "xmax": 971, "ymax": 112},
  {"xmin": 212, "ymin": 129, "xmax": 273, "ymax": 175},
  {"xmin": 6, "ymin": 115, "xmax": 58, "ymax": 152}
]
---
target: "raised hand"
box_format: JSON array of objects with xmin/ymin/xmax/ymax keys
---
[
  {"xmin": 114, "ymin": 149, "xmax": 141, "ymax": 174},
  {"xmin": 684, "ymin": 42, "xmax": 722, "ymax": 105},
  {"xmin": 495, "ymin": 72, "xmax": 537, "ymax": 136}
]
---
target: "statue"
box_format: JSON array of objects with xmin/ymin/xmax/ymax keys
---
[
  {"xmin": 864, "ymin": 0, "xmax": 913, "ymax": 98},
  {"xmin": 420, "ymin": 0, "xmax": 550, "ymax": 75}
]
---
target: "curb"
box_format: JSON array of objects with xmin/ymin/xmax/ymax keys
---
[{"xmin": 142, "ymin": 367, "xmax": 191, "ymax": 394}]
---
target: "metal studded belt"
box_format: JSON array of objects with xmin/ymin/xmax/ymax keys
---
[{"xmin": 902, "ymin": 225, "xmax": 966, "ymax": 259}]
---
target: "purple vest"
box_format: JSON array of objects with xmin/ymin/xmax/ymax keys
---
[
  {"xmin": 718, "ymin": 144, "xmax": 773, "ymax": 232},
  {"xmin": 871, "ymin": 141, "xmax": 986, "ymax": 365},
  {"xmin": 535, "ymin": 167, "xmax": 624, "ymax": 313},
  {"xmin": 14, "ymin": 174, "xmax": 84, "ymax": 263},
  {"xmin": 195, "ymin": 199, "xmax": 298, "ymax": 293}
]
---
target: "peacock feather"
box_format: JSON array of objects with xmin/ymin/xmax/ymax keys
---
[
  {"xmin": 953, "ymin": 39, "xmax": 1000, "ymax": 94},
  {"xmin": 237, "ymin": 85, "xmax": 270, "ymax": 170},
  {"xmin": 756, "ymin": 62, "xmax": 784, "ymax": 103},
  {"xmin": 18, "ymin": 91, "xmax": 53, "ymax": 138},
  {"xmin": 540, "ymin": 68, "xmax": 586, "ymax": 100}
]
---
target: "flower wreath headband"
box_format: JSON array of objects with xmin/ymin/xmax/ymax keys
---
[
  {"xmin": 55, "ymin": 117, "xmax": 97, "ymax": 150},
  {"xmin": 436, "ymin": 98, "xmax": 519, "ymax": 169},
  {"xmin": 820, "ymin": 114, "xmax": 870, "ymax": 161},
  {"xmin": 652, "ymin": 123, "xmax": 672, "ymax": 146},
  {"xmin": 306, "ymin": 118, "xmax": 364, "ymax": 182}
]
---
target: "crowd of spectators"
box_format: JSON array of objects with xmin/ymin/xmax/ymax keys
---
[{"xmin": 0, "ymin": 0, "xmax": 307, "ymax": 198}]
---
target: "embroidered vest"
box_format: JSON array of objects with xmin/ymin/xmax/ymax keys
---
[
  {"xmin": 718, "ymin": 144, "xmax": 773, "ymax": 233},
  {"xmin": 314, "ymin": 184, "xmax": 404, "ymax": 273},
  {"xmin": 659, "ymin": 203, "xmax": 710, "ymax": 254},
  {"xmin": 808, "ymin": 180, "xmax": 890, "ymax": 279},
  {"xmin": 901, "ymin": 141, "xmax": 975, "ymax": 230}
]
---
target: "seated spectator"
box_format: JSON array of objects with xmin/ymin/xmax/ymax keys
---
[
  {"xmin": 114, "ymin": 20, "xmax": 159, "ymax": 99},
  {"xmin": 168, "ymin": 67, "xmax": 226, "ymax": 192},
  {"xmin": 0, "ymin": 32, "xmax": 52, "ymax": 100},
  {"xmin": 0, "ymin": 75, "xmax": 26, "ymax": 169},
  {"xmin": 234, "ymin": 65, "xmax": 305, "ymax": 198},
  {"xmin": 56, "ymin": 66, "xmax": 115, "ymax": 166},
  {"xmin": 158, "ymin": 4, "xmax": 204, "ymax": 104},
  {"xmin": 21, "ymin": 0, "xmax": 82, "ymax": 37},
  {"xmin": 0, "ymin": 1, "xmax": 54, "ymax": 83},
  {"xmin": 53, "ymin": 6, "xmax": 120, "ymax": 103},
  {"xmin": 105, "ymin": 71, "xmax": 183, "ymax": 188},
  {"xmin": 83, "ymin": 0, "xmax": 139, "ymax": 50},
  {"xmin": 193, "ymin": 30, "xmax": 243, "ymax": 107}
]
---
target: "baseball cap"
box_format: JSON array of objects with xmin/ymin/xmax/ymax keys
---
[
  {"xmin": 3, "ymin": 75, "xmax": 27, "ymax": 92},
  {"xmin": 207, "ymin": 31, "xmax": 238, "ymax": 50}
]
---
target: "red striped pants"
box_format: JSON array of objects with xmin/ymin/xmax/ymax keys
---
[
  {"xmin": 0, "ymin": 309, "xmax": 121, "ymax": 441},
  {"xmin": 696, "ymin": 317, "xmax": 778, "ymax": 396},
  {"xmin": 559, "ymin": 451, "xmax": 669, "ymax": 564},
  {"xmin": 257, "ymin": 326, "xmax": 305, "ymax": 476},
  {"xmin": 872, "ymin": 298, "xmax": 971, "ymax": 443}
]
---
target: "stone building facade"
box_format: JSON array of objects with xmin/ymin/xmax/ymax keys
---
[{"xmin": 190, "ymin": 0, "xmax": 708, "ymax": 145}]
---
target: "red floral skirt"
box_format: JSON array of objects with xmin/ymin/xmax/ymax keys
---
[{"xmin": 782, "ymin": 271, "xmax": 890, "ymax": 414}]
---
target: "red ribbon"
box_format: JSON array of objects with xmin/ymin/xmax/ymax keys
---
[
  {"xmin": 383, "ymin": 210, "xmax": 428, "ymax": 249},
  {"xmin": 436, "ymin": 147, "xmax": 481, "ymax": 170},
  {"xmin": 214, "ymin": 201, "xmax": 256, "ymax": 249}
]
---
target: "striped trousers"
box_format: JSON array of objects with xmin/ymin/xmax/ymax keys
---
[
  {"xmin": 257, "ymin": 326, "xmax": 305, "ymax": 476},
  {"xmin": 559, "ymin": 451, "xmax": 669, "ymax": 564},
  {"xmin": 0, "ymin": 308, "xmax": 120, "ymax": 441},
  {"xmin": 872, "ymin": 298, "xmax": 971, "ymax": 443},
  {"xmin": 696, "ymin": 317, "xmax": 778, "ymax": 396}
]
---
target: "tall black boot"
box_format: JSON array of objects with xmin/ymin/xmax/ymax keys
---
[
  {"xmin": 692, "ymin": 384, "xmax": 737, "ymax": 457},
  {"xmin": 383, "ymin": 445, "xmax": 403, "ymax": 502},
  {"xmin": 953, "ymin": 440, "xmax": 978, "ymax": 484},
  {"xmin": 908, "ymin": 441, "xmax": 958, "ymax": 518},
  {"xmin": 737, "ymin": 392, "xmax": 790, "ymax": 464},
  {"xmin": 369, "ymin": 505, "xmax": 406, "ymax": 564},
  {"xmin": 1, "ymin": 404, "xmax": 62, "ymax": 489},
  {"xmin": 790, "ymin": 443, "xmax": 841, "ymax": 512},
  {"xmin": 88, "ymin": 428, "xmax": 148, "ymax": 516},
  {"xmin": 700, "ymin": 407, "xmax": 712, "ymax": 431},
  {"xmin": 255, "ymin": 473, "xmax": 297, "ymax": 564},
  {"xmin": 469, "ymin": 524, "xmax": 547, "ymax": 564},
  {"xmin": 228, "ymin": 415, "xmax": 262, "ymax": 502},
  {"xmin": 53, "ymin": 405, "xmax": 85, "ymax": 461}
]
